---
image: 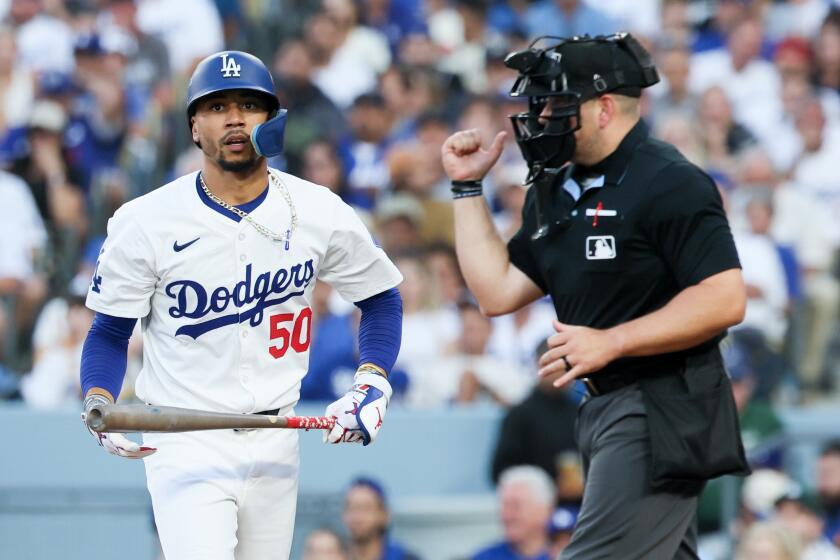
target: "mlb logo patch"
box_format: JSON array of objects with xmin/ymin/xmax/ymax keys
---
[{"xmin": 586, "ymin": 236, "xmax": 616, "ymax": 260}]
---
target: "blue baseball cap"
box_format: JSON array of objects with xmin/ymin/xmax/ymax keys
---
[{"xmin": 548, "ymin": 506, "xmax": 579, "ymax": 534}]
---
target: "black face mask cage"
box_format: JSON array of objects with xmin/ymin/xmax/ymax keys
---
[{"xmin": 504, "ymin": 33, "xmax": 659, "ymax": 170}]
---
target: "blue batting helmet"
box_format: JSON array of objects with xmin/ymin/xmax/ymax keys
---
[{"xmin": 186, "ymin": 50, "xmax": 280, "ymax": 128}]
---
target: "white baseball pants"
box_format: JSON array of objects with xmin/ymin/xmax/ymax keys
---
[{"xmin": 142, "ymin": 424, "xmax": 299, "ymax": 560}]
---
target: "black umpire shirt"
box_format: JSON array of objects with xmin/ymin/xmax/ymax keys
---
[{"xmin": 507, "ymin": 120, "xmax": 741, "ymax": 381}]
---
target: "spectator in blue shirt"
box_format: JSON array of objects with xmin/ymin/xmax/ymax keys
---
[
  {"xmin": 472, "ymin": 466, "xmax": 554, "ymax": 560},
  {"xmin": 343, "ymin": 478, "xmax": 419, "ymax": 560},
  {"xmin": 523, "ymin": 0, "xmax": 618, "ymax": 41}
]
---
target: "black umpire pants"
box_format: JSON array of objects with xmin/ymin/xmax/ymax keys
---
[{"xmin": 560, "ymin": 385, "xmax": 701, "ymax": 560}]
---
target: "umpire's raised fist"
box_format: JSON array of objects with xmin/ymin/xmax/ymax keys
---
[{"xmin": 441, "ymin": 129, "xmax": 507, "ymax": 182}]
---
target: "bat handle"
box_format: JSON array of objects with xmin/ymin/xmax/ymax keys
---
[{"xmin": 285, "ymin": 416, "xmax": 335, "ymax": 430}]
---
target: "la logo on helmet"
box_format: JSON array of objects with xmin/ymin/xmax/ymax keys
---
[{"xmin": 220, "ymin": 53, "xmax": 241, "ymax": 78}]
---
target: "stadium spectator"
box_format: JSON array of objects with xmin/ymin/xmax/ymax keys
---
[
  {"xmin": 815, "ymin": 9, "xmax": 840, "ymax": 93},
  {"xmin": 133, "ymin": 0, "xmax": 224, "ymax": 73},
  {"xmin": 0, "ymin": 25, "xmax": 33, "ymax": 133},
  {"xmin": 734, "ymin": 522, "xmax": 802, "ymax": 560},
  {"xmin": 547, "ymin": 505, "xmax": 579, "ymax": 559},
  {"xmin": 342, "ymin": 478, "xmax": 419, "ymax": 560},
  {"xmin": 303, "ymin": 527, "xmax": 349, "ymax": 560},
  {"xmin": 696, "ymin": 86, "xmax": 758, "ymax": 173},
  {"xmin": 408, "ymin": 298, "xmax": 527, "ymax": 408},
  {"xmin": 818, "ymin": 441, "xmax": 840, "ymax": 548},
  {"xmin": 342, "ymin": 93, "xmax": 395, "ymax": 198},
  {"xmin": 19, "ymin": 278, "xmax": 92, "ymax": 409},
  {"xmin": 730, "ymin": 193, "xmax": 790, "ymax": 349},
  {"xmin": 273, "ymin": 38, "xmax": 349, "ymax": 168},
  {"xmin": 5, "ymin": 0, "xmax": 75, "ymax": 74},
  {"xmin": 490, "ymin": 339, "xmax": 578, "ymax": 487},
  {"xmin": 0, "ymin": 168, "xmax": 47, "ymax": 359},
  {"xmin": 472, "ymin": 465, "xmax": 553, "ymax": 560},
  {"xmin": 690, "ymin": 17, "xmax": 783, "ymax": 146},
  {"xmin": 308, "ymin": 0, "xmax": 391, "ymax": 110},
  {"xmin": 521, "ymin": 0, "xmax": 617, "ymax": 40},
  {"xmin": 647, "ymin": 39, "xmax": 696, "ymax": 128},
  {"xmin": 393, "ymin": 252, "xmax": 458, "ymax": 372},
  {"xmin": 789, "ymin": 95, "xmax": 840, "ymax": 246},
  {"xmin": 775, "ymin": 491, "xmax": 840, "ymax": 560}
]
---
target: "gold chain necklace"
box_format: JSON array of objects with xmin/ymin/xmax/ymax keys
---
[{"xmin": 199, "ymin": 169, "xmax": 298, "ymax": 249}]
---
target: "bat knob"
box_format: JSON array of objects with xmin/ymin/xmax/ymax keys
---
[{"xmin": 85, "ymin": 406, "xmax": 105, "ymax": 432}]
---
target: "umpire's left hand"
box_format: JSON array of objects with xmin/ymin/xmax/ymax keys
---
[{"xmin": 538, "ymin": 320, "xmax": 624, "ymax": 388}]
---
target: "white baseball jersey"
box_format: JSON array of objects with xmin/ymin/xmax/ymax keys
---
[{"xmin": 86, "ymin": 168, "xmax": 402, "ymax": 413}]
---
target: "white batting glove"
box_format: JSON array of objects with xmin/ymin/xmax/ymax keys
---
[
  {"xmin": 82, "ymin": 394, "xmax": 157, "ymax": 459},
  {"xmin": 324, "ymin": 369, "xmax": 392, "ymax": 446}
]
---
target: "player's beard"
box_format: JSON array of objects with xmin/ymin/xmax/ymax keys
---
[
  {"xmin": 214, "ymin": 141, "xmax": 262, "ymax": 173},
  {"xmin": 217, "ymin": 152, "xmax": 261, "ymax": 173}
]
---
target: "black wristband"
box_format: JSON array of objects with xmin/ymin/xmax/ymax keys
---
[{"xmin": 451, "ymin": 179, "xmax": 483, "ymax": 199}]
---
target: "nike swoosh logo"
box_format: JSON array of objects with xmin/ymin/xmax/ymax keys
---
[{"xmin": 173, "ymin": 237, "xmax": 200, "ymax": 252}]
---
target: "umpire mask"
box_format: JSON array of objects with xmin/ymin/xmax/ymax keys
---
[{"xmin": 506, "ymin": 33, "xmax": 660, "ymax": 173}]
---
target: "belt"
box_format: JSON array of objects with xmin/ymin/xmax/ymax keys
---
[
  {"xmin": 255, "ymin": 408, "xmax": 280, "ymax": 416},
  {"xmin": 582, "ymin": 374, "xmax": 639, "ymax": 397}
]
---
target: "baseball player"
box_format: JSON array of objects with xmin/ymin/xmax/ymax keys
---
[{"xmin": 79, "ymin": 51, "xmax": 403, "ymax": 560}]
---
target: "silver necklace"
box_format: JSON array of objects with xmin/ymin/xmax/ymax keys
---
[{"xmin": 199, "ymin": 169, "xmax": 298, "ymax": 249}]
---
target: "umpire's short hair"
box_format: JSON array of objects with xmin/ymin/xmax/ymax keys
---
[{"xmin": 498, "ymin": 465, "xmax": 555, "ymax": 507}]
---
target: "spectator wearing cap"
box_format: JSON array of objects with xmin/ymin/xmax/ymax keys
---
[
  {"xmin": 472, "ymin": 465, "xmax": 553, "ymax": 560},
  {"xmin": 548, "ymin": 506, "xmax": 579, "ymax": 559},
  {"xmin": 342, "ymin": 478, "xmax": 419, "ymax": 560},
  {"xmin": 10, "ymin": 99, "xmax": 87, "ymax": 240},
  {"xmin": 374, "ymin": 193, "xmax": 425, "ymax": 255},
  {"xmin": 775, "ymin": 490, "xmax": 840, "ymax": 560},
  {"xmin": 64, "ymin": 32, "xmax": 131, "ymax": 201},
  {"xmin": 817, "ymin": 441, "xmax": 840, "ymax": 548}
]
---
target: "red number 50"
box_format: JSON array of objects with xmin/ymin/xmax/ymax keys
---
[{"xmin": 269, "ymin": 308, "xmax": 313, "ymax": 359}]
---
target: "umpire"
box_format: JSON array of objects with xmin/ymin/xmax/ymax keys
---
[{"xmin": 442, "ymin": 33, "xmax": 750, "ymax": 559}]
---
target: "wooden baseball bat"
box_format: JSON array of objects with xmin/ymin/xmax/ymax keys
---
[{"xmin": 85, "ymin": 403, "xmax": 336, "ymax": 433}]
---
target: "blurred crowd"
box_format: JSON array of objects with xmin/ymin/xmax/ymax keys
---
[{"xmin": 1, "ymin": 0, "xmax": 840, "ymax": 557}]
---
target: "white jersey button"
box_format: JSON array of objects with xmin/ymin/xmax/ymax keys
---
[
  {"xmin": 238, "ymin": 233, "xmax": 246, "ymax": 240},
  {"xmin": 240, "ymin": 254, "xmax": 246, "ymax": 261},
  {"xmin": 241, "ymin": 330, "xmax": 248, "ymax": 338}
]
